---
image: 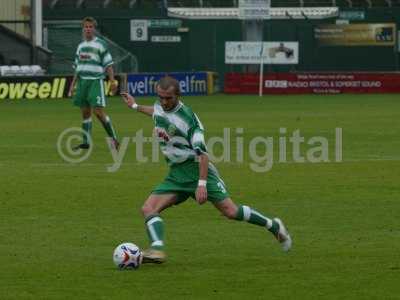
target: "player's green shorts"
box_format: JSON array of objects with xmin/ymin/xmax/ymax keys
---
[
  {"xmin": 152, "ymin": 160, "xmax": 229, "ymax": 204},
  {"xmin": 73, "ymin": 78, "xmax": 107, "ymax": 108}
]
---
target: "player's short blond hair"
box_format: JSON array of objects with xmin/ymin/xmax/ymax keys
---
[
  {"xmin": 157, "ymin": 76, "xmax": 181, "ymax": 96},
  {"xmin": 82, "ymin": 16, "xmax": 97, "ymax": 27}
]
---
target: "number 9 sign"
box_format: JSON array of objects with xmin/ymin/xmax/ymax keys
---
[{"xmin": 130, "ymin": 20, "xmax": 148, "ymax": 41}]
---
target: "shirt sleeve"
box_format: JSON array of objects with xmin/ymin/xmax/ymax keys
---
[
  {"xmin": 190, "ymin": 113, "xmax": 207, "ymax": 155},
  {"xmin": 101, "ymin": 44, "xmax": 114, "ymax": 68},
  {"xmin": 73, "ymin": 48, "xmax": 79, "ymax": 70}
]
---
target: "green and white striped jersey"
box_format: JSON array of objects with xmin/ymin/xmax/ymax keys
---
[
  {"xmin": 73, "ymin": 37, "xmax": 113, "ymax": 80},
  {"xmin": 153, "ymin": 100, "xmax": 207, "ymax": 166}
]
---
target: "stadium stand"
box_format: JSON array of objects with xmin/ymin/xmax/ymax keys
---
[
  {"xmin": 44, "ymin": 21, "xmax": 138, "ymax": 75},
  {"xmin": 42, "ymin": 0, "xmax": 400, "ymax": 8},
  {"xmin": 45, "ymin": 0, "xmax": 162, "ymax": 9},
  {"xmin": 0, "ymin": 24, "xmax": 51, "ymax": 71}
]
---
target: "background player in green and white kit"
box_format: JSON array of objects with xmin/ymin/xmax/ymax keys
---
[
  {"xmin": 121, "ymin": 76, "xmax": 292, "ymax": 263},
  {"xmin": 67, "ymin": 17, "xmax": 119, "ymax": 150}
]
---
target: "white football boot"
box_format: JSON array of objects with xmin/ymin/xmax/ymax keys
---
[
  {"xmin": 273, "ymin": 218, "xmax": 292, "ymax": 252},
  {"xmin": 142, "ymin": 248, "xmax": 167, "ymax": 264}
]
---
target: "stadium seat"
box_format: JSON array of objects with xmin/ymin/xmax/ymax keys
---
[
  {"xmin": 0, "ymin": 66, "xmax": 12, "ymax": 76},
  {"xmin": 31, "ymin": 65, "xmax": 45, "ymax": 75},
  {"xmin": 0, "ymin": 65, "xmax": 45, "ymax": 76},
  {"xmin": 10, "ymin": 65, "xmax": 21, "ymax": 76},
  {"xmin": 20, "ymin": 65, "xmax": 34, "ymax": 76}
]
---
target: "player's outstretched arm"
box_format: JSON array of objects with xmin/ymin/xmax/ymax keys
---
[
  {"xmin": 121, "ymin": 92, "xmax": 154, "ymax": 117},
  {"xmin": 195, "ymin": 153, "xmax": 208, "ymax": 205}
]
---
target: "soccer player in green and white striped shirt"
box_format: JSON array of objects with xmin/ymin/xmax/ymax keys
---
[
  {"xmin": 68, "ymin": 17, "xmax": 119, "ymax": 150},
  {"xmin": 121, "ymin": 76, "xmax": 292, "ymax": 263}
]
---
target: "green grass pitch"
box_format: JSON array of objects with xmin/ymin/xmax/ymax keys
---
[{"xmin": 0, "ymin": 94, "xmax": 399, "ymax": 299}]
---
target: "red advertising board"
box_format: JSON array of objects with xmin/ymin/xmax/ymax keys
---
[{"xmin": 224, "ymin": 73, "xmax": 400, "ymax": 94}]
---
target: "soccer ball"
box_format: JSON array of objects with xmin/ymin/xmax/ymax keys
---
[{"xmin": 113, "ymin": 242, "xmax": 142, "ymax": 270}]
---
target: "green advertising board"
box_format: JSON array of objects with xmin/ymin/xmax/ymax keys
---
[
  {"xmin": 339, "ymin": 11, "xmax": 365, "ymax": 21},
  {"xmin": 149, "ymin": 19, "xmax": 182, "ymax": 28}
]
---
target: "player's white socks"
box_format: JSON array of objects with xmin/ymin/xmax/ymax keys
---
[
  {"xmin": 82, "ymin": 117, "xmax": 92, "ymax": 145},
  {"xmin": 101, "ymin": 115, "xmax": 118, "ymax": 140},
  {"xmin": 235, "ymin": 205, "xmax": 276, "ymax": 231},
  {"xmin": 145, "ymin": 215, "xmax": 165, "ymax": 250}
]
